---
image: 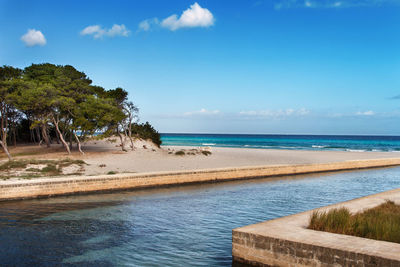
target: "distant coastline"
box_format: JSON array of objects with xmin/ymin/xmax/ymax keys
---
[{"xmin": 161, "ymin": 133, "xmax": 400, "ymax": 152}]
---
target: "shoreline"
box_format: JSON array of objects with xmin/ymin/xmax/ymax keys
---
[
  {"xmin": 162, "ymin": 144, "xmax": 400, "ymax": 153},
  {"xmin": 1, "ymin": 158, "xmax": 400, "ymax": 201}
]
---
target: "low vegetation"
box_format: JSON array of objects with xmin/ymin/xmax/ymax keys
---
[
  {"xmin": 308, "ymin": 200, "xmax": 400, "ymax": 244},
  {"xmin": 131, "ymin": 122, "xmax": 162, "ymax": 147},
  {"xmin": 172, "ymin": 148, "xmax": 211, "ymax": 156},
  {"xmin": 201, "ymin": 150, "xmax": 212, "ymax": 156},
  {"xmin": 0, "ymin": 158, "xmax": 86, "ymax": 180}
]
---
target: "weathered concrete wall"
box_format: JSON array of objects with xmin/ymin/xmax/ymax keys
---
[
  {"xmin": 1, "ymin": 158, "xmax": 400, "ymax": 201},
  {"xmin": 232, "ymin": 188, "xmax": 400, "ymax": 267}
]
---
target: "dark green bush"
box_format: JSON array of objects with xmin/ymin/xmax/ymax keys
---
[
  {"xmin": 201, "ymin": 150, "xmax": 212, "ymax": 156},
  {"xmin": 131, "ymin": 122, "xmax": 162, "ymax": 147}
]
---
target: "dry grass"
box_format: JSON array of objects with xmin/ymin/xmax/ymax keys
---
[
  {"xmin": 308, "ymin": 200, "xmax": 400, "ymax": 244},
  {"xmin": 201, "ymin": 150, "xmax": 212, "ymax": 156},
  {"xmin": 0, "ymin": 159, "xmax": 86, "ymax": 180},
  {"xmin": 175, "ymin": 150, "xmax": 185, "ymax": 156}
]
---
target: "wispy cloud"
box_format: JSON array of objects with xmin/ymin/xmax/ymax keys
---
[
  {"xmin": 80, "ymin": 24, "xmax": 130, "ymax": 39},
  {"xmin": 355, "ymin": 110, "xmax": 375, "ymax": 116},
  {"xmin": 21, "ymin": 29, "xmax": 46, "ymax": 47},
  {"xmin": 274, "ymin": 0, "xmax": 400, "ymax": 9},
  {"xmin": 184, "ymin": 108, "xmax": 220, "ymax": 117},
  {"xmin": 329, "ymin": 110, "xmax": 377, "ymax": 117},
  {"xmin": 157, "ymin": 108, "xmax": 400, "ymax": 122},
  {"xmin": 138, "ymin": 2, "xmax": 215, "ymax": 32},
  {"xmin": 137, "ymin": 18, "xmax": 159, "ymax": 32},
  {"xmin": 239, "ymin": 108, "xmax": 310, "ymax": 118}
]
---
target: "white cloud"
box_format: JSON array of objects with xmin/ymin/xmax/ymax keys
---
[
  {"xmin": 21, "ymin": 29, "xmax": 46, "ymax": 47},
  {"xmin": 239, "ymin": 108, "xmax": 310, "ymax": 118},
  {"xmin": 107, "ymin": 24, "xmax": 130, "ymax": 37},
  {"xmin": 138, "ymin": 20, "xmax": 151, "ymax": 32},
  {"xmin": 161, "ymin": 2, "xmax": 215, "ymax": 31},
  {"xmin": 137, "ymin": 18, "xmax": 159, "ymax": 32},
  {"xmin": 184, "ymin": 108, "xmax": 220, "ymax": 116},
  {"xmin": 356, "ymin": 110, "xmax": 375, "ymax": 116},
  {"xmin": 137, "ymin": 3, "xmax": 215, "ymax": 32},
  {"xmin": 274, "ymin": 0, "xmax": 400, "ymax": 9},
  {"xmin": 80, "ymin": 24, "xmax": 130, "ymax": 39},
  {"xmin": 305, "ymin": 1, "xmax": 313, "ymax": 7}
]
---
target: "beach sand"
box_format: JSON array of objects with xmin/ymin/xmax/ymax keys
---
[
  {"xmin": 2, "ymin": 138, "xmax": 399, "ymax": 177},
  {"xmin": 80, "ymin": 140, "xmax": 400, "ymax": 175}
]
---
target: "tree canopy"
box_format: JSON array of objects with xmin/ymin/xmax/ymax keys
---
[{"xmin": 0, "ymin": 63, "xmax": 161, "ymax": 160}]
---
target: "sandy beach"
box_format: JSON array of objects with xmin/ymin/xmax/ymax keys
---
[
  {"xmin": 6, "ymin": 138, "xmax": 399, "ymax": 176},
  {"xmin": 1, "ymin": 138, "xmax": 399, "ymax": 180},
  {"xmin": 84, "ymin": 146, "xmax": 400, "ymax": 175}
]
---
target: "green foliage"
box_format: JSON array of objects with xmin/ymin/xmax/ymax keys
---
[
  {"xmin": 40, "ymin": 163, "xmax": 60, "ymax": 175},
  {"xmin": 0, "ymin": 158, "xmax": 86, "ymax": 179},
  {"xmin": 175, "ymin": 150, "xmax": 185, "ymax": 156},
  {"xmin": 0, "ymin": 63, "xmax": 161, "ymax": 155},
  {"xmin": 201, "ymin": 150, "xmax": 212, "ymax": 156},
  {"xmin": 308, "ymin": 200, "xmax": 400, "ymax": 243},
  {"xmin": 131, "ymin": 122, "xmax": 162, "ymax": 147},
  {"xmin": 0, "ymin": 159, "xmax": 84, "ymax": 171},
  {"xmin": 0, "ymin": 160, "xmax": 28, "ymax": 170}
]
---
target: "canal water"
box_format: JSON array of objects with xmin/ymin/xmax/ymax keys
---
[{"xmin": 1, "ymin": 167, "xmax": 400, "ymax": 266}]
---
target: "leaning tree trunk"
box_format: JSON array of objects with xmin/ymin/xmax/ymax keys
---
[
  {"xmin": 69, "ymin": 132, "xmax": 73, "ymax": 150},
  {"xmin": 41, "ymin": 124, "xmax": 51, "ymax": 148},
  {"xmin": 52, "ymin": 116, "xmax": 70, "ymax": 154},
  {"xmin": 117, "ymin": 130, "xmax": 127, "ymax": 152},
  {"xmin": 73, "ymin": 131, "xmax": 84, "ymax": 155},
  {"xmin": 0, "ymin": 124, "xmax": 12, "ymax": 160},
  {"xmin": 35, "ymin": 127, "xmax": 41, "ymax": 146},
  {"xmin": 54, "ymin": 128, "xmax": 60, "ymax": 144},
  {"xmin": 0, "ymin": 140, "xmax": 12, "ymax": 160},
  {"xmin": 0, "ymin": 106, "xmax": 12, "ymax": 160},
  {"xmin": 124, "ymin": 128, "xmax": 134, "ymax": 150},
  {"xmin": 12, "ymin": 120, "xmax": 17, "ymax": 148},
  {"xmin": 30, "ymin": 128, "xmax": 36, "ymax": 144}
]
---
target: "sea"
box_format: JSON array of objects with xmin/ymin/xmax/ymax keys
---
[{"xmin": 161, "ymin": 133, "xmax": 400, "ymax": 152}]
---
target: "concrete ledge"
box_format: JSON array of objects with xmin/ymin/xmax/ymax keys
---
[
  {"xmin": 1, "ymin": 158, "xmax": 400, "ymax": 201},
  {"xmin": 232, "ymin": 188, "xmax": 400, "ymax": 267}
]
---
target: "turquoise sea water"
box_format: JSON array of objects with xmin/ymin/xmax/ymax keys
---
[
  {"xmin": 1, "ymin": 167, "xmax": 400, "ymax": 266},
  {"xmin": 161, "ymin": 134, "xmax": 400, "ymax": 152}
]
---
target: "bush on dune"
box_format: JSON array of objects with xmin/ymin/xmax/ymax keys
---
[{"xmin": 131, "ymin": 122, "xmax": 162, "ymax": 147}]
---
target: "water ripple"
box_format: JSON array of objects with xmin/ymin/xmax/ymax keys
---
[{"xmin": 0, "ymin": 167, "xmax": 400, "ymax": 266}]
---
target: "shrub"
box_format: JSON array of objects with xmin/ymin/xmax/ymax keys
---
[
  {"xmin": 201, "ymin": 150, "xmax": 212, "ymax": 156},
  {"xmin": 131, "ymin": 122, "xmax": 162, "ymax": 147},
  {"xmin": 175, "ymin": 150, "xmax": 185, "ymax": 156}
]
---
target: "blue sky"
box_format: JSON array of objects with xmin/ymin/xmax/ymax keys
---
[{"xmin": 1, "ymin": 0, "xmax": 400, "ymax": 135}]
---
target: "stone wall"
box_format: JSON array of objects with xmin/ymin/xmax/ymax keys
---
[
  {"xmin": 232, "ymin": 232, "xmax": 399, "ymax": 266},
  {"xmin": 232, "ymin": 188, "xmax": 400, "ymax": 267},
  {"xmin": 1, "ymin": 158, "xmax": 400, "ymax": 201}
]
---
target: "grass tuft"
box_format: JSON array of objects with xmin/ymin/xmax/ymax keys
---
[
  {"xmin": 201, "ymin": 150, "xmax": 212, "ymax": 156},
  {"xmin": 0, "ymin": 160, "xmax": 28, "ymax": 170},
  {"xmin": 308, "ymin": 200, "xmax": 400, "ymax": 244},
  {"xmin": 0, "ymin": 159, "xmax": 86, "ymax": 178},
  {"xmin": 175, "ymin": 150, "xmax": 185, "ymax": 156}
]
